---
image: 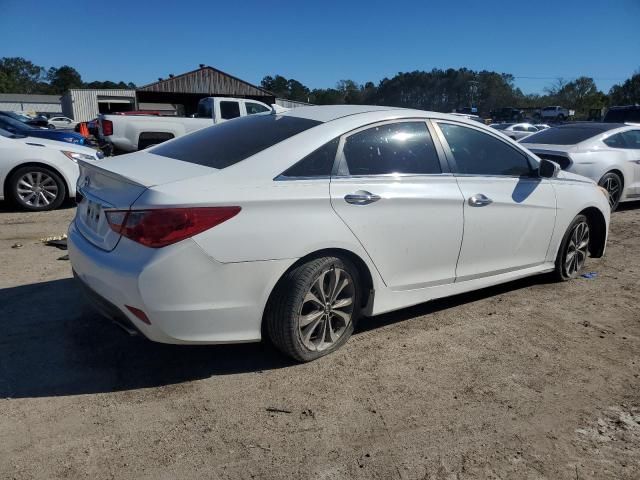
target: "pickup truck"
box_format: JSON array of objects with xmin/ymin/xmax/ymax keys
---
[
  {"xmin": 540, "ymin": 106, "xmax": 574, "ymax": 121},
  {"xmin": 98, "ymin": 96, "xmax": 274, "ymax": 153}
]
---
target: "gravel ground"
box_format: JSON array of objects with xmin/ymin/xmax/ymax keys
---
[{"xmin": 0, "ymin": 202, "xmax": 639, "ymax": 480}]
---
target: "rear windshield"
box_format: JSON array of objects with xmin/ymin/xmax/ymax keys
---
[
  {"xmin": 150, "ymin": 115, "xmax": 321, "ymax": 169},
  {"xmin": 521, "ymin": 127, "xmax": 603, "ymax": 145}
]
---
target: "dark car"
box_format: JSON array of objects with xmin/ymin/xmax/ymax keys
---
[
  {"xmin": 603, "ymin": 105, "xmax": 640, "ymax": 124},
  {"xmin": 491, "ymin": 107, "xmax": 524, "ymax": 122},
  {"xmin": 0, "ymin": 111, "xmax": 51, "ymax": 128},
  {"xmin": 0, "ymin": 115, "xmax": 86, "ymax": 145}
]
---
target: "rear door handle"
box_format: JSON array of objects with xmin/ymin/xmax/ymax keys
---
[
  {"xmin": 468, "ymin": 194, "xmax": 493, "ymax": 207},
  {"xmin": 344, "ymin": 190, "xmax": 381, "ymax": 205}
]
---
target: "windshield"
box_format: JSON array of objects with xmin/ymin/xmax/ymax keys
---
[
  {"xmin": 0, "ymin": 115, "xmax": 31, "ymax": 133},
  {"xmin": 521, "ymin": 126, "xmax": 604, "ymax": 145},
  {"xmin": 150, "ymin": 114, "xmax": 321, "ymax": 169}
]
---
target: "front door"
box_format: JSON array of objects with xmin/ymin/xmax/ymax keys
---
[
  {"xmin": 434, "ymin": 121, "xmax": 557, "ymax": 280},
  {"xmin": 330, "ymin": 120, "xmax": 464, "ymax": 290}
]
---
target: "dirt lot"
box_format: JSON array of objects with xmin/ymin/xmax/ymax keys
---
[{"xmin": 0, "ymin": 202, "xmax": 639, "ymax": 480}]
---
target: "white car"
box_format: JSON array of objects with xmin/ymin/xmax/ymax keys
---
[
  {"xmin": 521, "ymin": 122, "xmax": 640, "ymax": 210},
  {"xmin": 48, "ymin": 116, "xmax": 78, "ymax": 130},
  {"xmin": 489, "ymin": 122, "xmax": 539, "ymax": 140},
  {"xmin": 68, "ymin": 106, "xmax": 610, "ymax": 361},
  {"xmin": 0, "ymin": 128, "xmax": 102, "ymax": 211}
]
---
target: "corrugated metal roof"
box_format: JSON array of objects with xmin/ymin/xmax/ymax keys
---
[
  {"xmin": 0, "ymin": 93, "xmax": 62, "ymax": 103},
  {"xmin": 138, "ymin": 66, "xmax": 272, "ymax": 97}
]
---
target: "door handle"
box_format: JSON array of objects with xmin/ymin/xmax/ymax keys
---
[
  {"xmin": 468, "ymin": 194, "xmax": 493, "ymax": 207},
  {"xmin": 344, "ymin": 190, "xmax": 381, "ymax": 205}
]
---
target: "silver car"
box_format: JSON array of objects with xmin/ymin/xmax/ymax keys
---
[{"xmin": 489, "ymin": 122, "xmax": 539, "ymax": 140}]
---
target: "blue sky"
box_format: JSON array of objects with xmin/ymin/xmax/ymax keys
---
[{"xmin": 1, "ymin": 0, "xmax": 638, "ymax": 94}]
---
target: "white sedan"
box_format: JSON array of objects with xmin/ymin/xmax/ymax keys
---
[
  {"xmin": 68, "ymin": 106, "xmax": 610, "ymax": 361},
  {"xmin": 0, "ymin": 128, "xmax": 102, "ymax": 210},
  {"xmin": 47, "ymin": 116, "xmax": 78, "ymax": 130},
  {"xmin": 521, "ymin": 122, "xmax": 640, "ymax": 210}
]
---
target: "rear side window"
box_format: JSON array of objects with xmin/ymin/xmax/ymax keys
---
[
  {"xmin": 622, "ymin": 130, "xmax": 640, "ymax": 149},
  {"xmin": 280, "ymin": 138, "xmax": 339, "ymax": 178},
  {"xmin": 439, "ymin": 123, "xmax": 533, "ymax": 176},
  {"xmin": 521, "ymin": 127, "xmax": 603, "ymax": 145},
  {"xmin": 340, "ymin": 122, "xmax": 441, "ymax": 176},
  {"xmin": 150, "ymin": 115, "xmax": 321, "ymax": 169},
  {"xmin": 220, "ymin": 101, "xmax": 240, "ymax": 120},
  {"xmin": 603, "ymin": 133, "xmax": 627, "ymax": 148}
]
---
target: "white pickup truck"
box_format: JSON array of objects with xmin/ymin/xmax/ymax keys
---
[
  {"xmin": 540, "ymin": 106, "xmax": 574, "ymax": 121},
  {"xmin": 98, "ymin": 96, "xmax": 274, "ymax": 153}
]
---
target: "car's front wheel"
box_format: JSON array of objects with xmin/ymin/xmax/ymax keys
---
[
  {"xmin": 266, "ymin": 256, "xmax": 360, "ymax": 362},
  {"xmin": 555, "ymin": 214, "xmax": 590, "ymax": 281},
  {"xmin": 8, "ymin": 166, "xmax": 66, "ymax": 211}
]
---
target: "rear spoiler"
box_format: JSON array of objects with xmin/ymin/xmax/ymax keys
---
[{"xmin": 77, "ymin": 159, "xmax": 148, "ymax": 189}]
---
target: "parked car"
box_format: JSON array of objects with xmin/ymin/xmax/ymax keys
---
[
  {"xmin": 540, "ymin": 106, "xmax": 572, "ymax": 121},
  {"xmin": 521, "ymin": 122, "xmax": 640, "ymax": 210},
  {"xmin": 0, "ymin": 128, "xmax": 102, "ymax": 211},
  {"xmin": 603, "ymin": 105, "xmax": 640, "ymax": 124},
  {"xmin": 48, "ymin": 116, "xmax": 78, "ymax": 130},
  {"xmin": 0, "ymin": 115, "xmax": 87, "ymax": 145},
  {"xmin": 98, "ymin": 96, "xmax": 274, "ymax": 153},
  {"xmin": 489, "ymin": 122, "xmax": 539, "ymax": 140},
  {"xmin": 69, "ymin": 105, "xmax": 610, "ymax": 361},
  {"xmin": 0, "ymin": 111, "xmax": 50, "ymax": 128},
  {"xmin": 490, "ymin": 107, "xmax": 524, "ymax": 122}
]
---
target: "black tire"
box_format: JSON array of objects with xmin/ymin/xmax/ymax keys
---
[
  {"xmin": 554, "ymin": 214, "xmax": 590, "ymax": 281},
  {"xmin": 47, "ymin": 124, "xmax": 56, "ymax": 129},
  {"xmin": 8, "ymin": 165, "xmax": 66, "ymax": 211},
  {"xmin": 598, "ymin": 171, "xmax": 623, "ymax": 212},
  {"xmin": 557, "ymin": 114, "xmax": 565, "ymax": 122},
  {"xmin": 265, "ymin": 256, "xmax": 361, "ymax": 362}
]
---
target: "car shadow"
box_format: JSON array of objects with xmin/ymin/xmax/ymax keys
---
[
  {"xmin": 0, "ymin": 199, "xmax": 76, "ymax": 213},
  {"xmin": 616, "ymin": 200, "xmax": 640, "ymax": 211},
  {"xmin": 0, "ymin": 274, "xmax": 554, "ymax": 399}
]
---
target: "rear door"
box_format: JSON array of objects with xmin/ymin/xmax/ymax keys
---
[
  {"xmin": 330, "ymin": 120, "xmax": 464, "ymax": 290},
  {"xmin": 433, "ymin": 121, "xmax": 556, "ymax": 280},
  {"xmin": 621, "ymin": 130, "xmax": 640, "ymax": 195}
]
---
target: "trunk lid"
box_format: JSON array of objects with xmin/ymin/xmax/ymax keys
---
[{"xmin": 75, "ymin": 151, "xmax": 217, "ymax": 251}]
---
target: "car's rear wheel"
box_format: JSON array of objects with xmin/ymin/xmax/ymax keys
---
[
  {"xmin": 554, "ymin": 214, "xmax": 590, "ymax": 281},
  {"xmin": 9, "ymin": 166, "xmax": 66, "ymax": 211},
  {"xmin": 598, "ymin": 171, "xmax": 623, "ymax": 211},
  {"xmin": 266, "ymin": 256, "xmax": 360, "ymax": 362}
]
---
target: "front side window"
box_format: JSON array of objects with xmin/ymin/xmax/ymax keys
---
[
  {"xmin": 439, "ymin": 123, "xmax": 533, "ymax": 176},
  {"xmin": 513, "ymin": 126, "xmax": 526, "ymax": 132},
  {"xmin": 527, "ymin": 126, "xmax": 538, "ymax": 132},
  {"xmin": 220, "ymin": 101, "xmax": 240, "ymax": 120},
  {"xmin": 340, "ymin": 122, "xmax": 441, "ymax": 176},
  {"xmin": 280, "ymin": 138, "xmax": 339, "ymax": 178},
  {"xmin": 245, "ymin": 102, "xmax": 270, "ymax": 115}
]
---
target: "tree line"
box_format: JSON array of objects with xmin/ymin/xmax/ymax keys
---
[
  {"xmin": 2, "ymin": 56, "xmax": 638, "ymax": 118},
  {"xmin": 0, "ymin": 57, "xmax": 135, "ymax": 95},
  {"xmin": 262, "ymin": 69, "xmax": 640, "ymax": 119}
]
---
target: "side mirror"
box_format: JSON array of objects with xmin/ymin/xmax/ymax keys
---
[{"xmin": 539, "ymin": 158, "xmax": 560, "ymax": 178}]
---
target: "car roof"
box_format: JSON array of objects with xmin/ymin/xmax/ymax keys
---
[
  {"xmin": 281, "ymin": 105, "xmax": 400, "ymax": 122},
  {"xmin": 553, "ymin": 122, "xmax": 626, "ymax": 131}
]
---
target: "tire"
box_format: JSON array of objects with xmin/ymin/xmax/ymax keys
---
[
  {"xmin": 557, "ymin": 114, "xmax": 565, "ymax": 122},
  {"xmin": 47, "ymin": 124, "xmax": 56, "ymax": 129},
  {"xmin": 554, "ymin": 214, "xmax": 590, "ymax": 281},
  {"xmin": 265, "ymin": 256, "xmax": 361, "ymax": 362},
  {"xmin": 598, "ymin": 171, "xmax": 623, "ymax": 212},
  {"xmin": 8, "ymin": 165, "xmax": 66, "ymax": 211}
]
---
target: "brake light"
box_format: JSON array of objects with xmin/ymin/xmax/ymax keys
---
[
  {"xmin": 101, "ymin": 119, "xmax": 113, "ymax": 136},
  {"xmin": 105, "ymin": 207, "xmax": 241, "ymax": 248}
]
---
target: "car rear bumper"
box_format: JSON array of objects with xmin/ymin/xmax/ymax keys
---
[{"xmin": 68, "ymin": 219, "xmax": 294, "ymax": 344}]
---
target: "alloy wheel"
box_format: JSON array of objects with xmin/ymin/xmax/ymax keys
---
[
  {"xmin": 16, "ymin": 171, "xmax": 59, "ymax": 208},
  {"xmin": 298, "ymin": 267, "xmax": 355, "ymax": 352},
  {"xmin": 564, "ymin": 221, "xmax": 590, "ymax": 277},
  {"xmin": 602, "ymin": 176, "xmax": 621, "ymax": 210}
]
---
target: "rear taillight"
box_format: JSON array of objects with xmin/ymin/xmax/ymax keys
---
[
  {"xmin": 105, "ymin": 207, "xmax": 240, "ymax": 248},
  {"xmin": 101, "ymin": 119, "xmax": 113, "ymax": 136}
]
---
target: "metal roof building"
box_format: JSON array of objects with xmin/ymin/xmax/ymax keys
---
[
  {"xmin": 136, "ymin": 65, "xmax": 275, "ymax": 115},
  {"xmin": 0, "ymin": 93, "xmax": 62, "ymax": 114},
  {"xmin": 61, "ymin": 89, "xmax": 137, "ymax": 122}
]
